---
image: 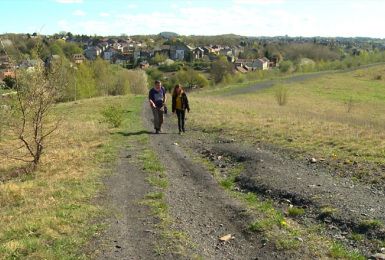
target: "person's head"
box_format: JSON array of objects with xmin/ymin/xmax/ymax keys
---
[
  {"xmin": 172, "ymin": 84, "xmax": 183, "ymax": 97},
  {"xmin": 154, "ymin": 80, "xmax": 161, "ymax": 90}
]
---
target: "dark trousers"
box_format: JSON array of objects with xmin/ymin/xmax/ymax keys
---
[
  {"xmin": 152, "ymin": 106, "xmax": 164, "ymax": 130},
  {"xmin": 176, "ymin": 109, "xmax": 185, "ymax": 132}
]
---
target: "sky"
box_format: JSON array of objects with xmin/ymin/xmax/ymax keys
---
[{"xmin": 0, "ymin": 0, "xmax": 384, "ymax": 38}]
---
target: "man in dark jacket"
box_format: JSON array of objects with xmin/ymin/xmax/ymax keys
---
[{"xmin": 149, "ymin": 80, "xmax": 166, "ymax": 134}]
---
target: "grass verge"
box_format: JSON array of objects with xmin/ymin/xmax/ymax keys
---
[{"xmin": 0, "ymin": 95, "xmax": 144, "ymax": 259}]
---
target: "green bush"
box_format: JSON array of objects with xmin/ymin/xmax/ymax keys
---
[
  {"xmin": 158, "ymin": 62, "xmax": 183, "ymax": 72},
  {"xmin": 101, "ymin": 105, "xmax": 124, "ymax": 128},
  {"xmin": 279, "ymin": 60, "xmax": 293, "ymax": 73}
]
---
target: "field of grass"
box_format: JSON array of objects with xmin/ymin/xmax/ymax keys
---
[
  {"xmin": 189, "ymin": 65, "xmax": 385, "ymax": 180},
  {"xmin": 0, "ymin": 95, "xmax": 144, "ymax": 259}
]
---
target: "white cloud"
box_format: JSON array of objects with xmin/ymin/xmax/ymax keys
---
[
  {"xmin": 79, "ymin": 20, "xmax": 110, "ymax": 34},
  {"xmin": 56, "ymin": 0, "xmax": 83, "ymax": 3},
  {"xmin": 234, "ymin": 0, "xmax": 285, "ymax": 5},
  {"xmin": 73, "ymin": 9, "xmax": 86, "ymax": 16},
  {"xmin": 52, "ymin": 0, "xmax": 385, "ymax": 38},
  {"xmin": 58, "ymin": 20, "xmax": 71, "ymax": 31},
  {"xmin": 127, "ymin": 4, "xmax": 137, "ymax": 9}
]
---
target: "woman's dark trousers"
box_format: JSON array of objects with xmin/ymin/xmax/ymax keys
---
[{"xmin": 176, "ymin": 109, "xmax": 185, "ymax": 132}]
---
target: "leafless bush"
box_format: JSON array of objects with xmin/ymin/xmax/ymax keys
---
[
  {"xmin": 126, "ymin": 69, "xmax": 148, "ymax": 94},
  {"xmin": 275, "ymin": 86, "xmax": 288, "ymax": 106},
  {"xmin": 6, "ymin": 60, "xmax": 65, "ymax": 169},
  {"xmin": 345, "ymin": 97, "xmax": 354, "ymax": 113}
]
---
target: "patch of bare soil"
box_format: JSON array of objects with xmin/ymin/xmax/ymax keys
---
[
  {"xmin": 143, "ymin": 105, "xmax": 300, "ymax": 259},
  {"xmin": 88, "ymin": 146, "xmax": 159, "ymax": 260},
  {"xmin": 188, "ymin": 134, "xmax": 385, "ymax": 257}
]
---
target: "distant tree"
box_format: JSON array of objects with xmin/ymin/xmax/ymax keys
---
[
  {"xmin": 172, "ymin": 68, "xmax": 208, "ymax": 89},
  {"xmin": 279, "ymin": 60, "xmax": 293, "ymax": 73},
  {"xmin": 211, "ymin": 56, "xmax": 234, "ymax": 83},
  {"xmin": 49, "ymin": 43, "xmax": 64, "ymax": 56},
  {"xmin": 92, "ymin": 58, "xmax": 113, "ymax": 95},
  {"xmin": 151, "ymin": 53, "xmax": 167, "ymax": 65},
  {"xmin": 62, "ymin": 42, "xmax": 83, "ymax": 58},
  {"xmin": 75, "ymin": 62, "xmax": 97, "ymax": 98},
  {"xmin": 3, "ymin": 76, "xmax": 16, "ymax": 89}
]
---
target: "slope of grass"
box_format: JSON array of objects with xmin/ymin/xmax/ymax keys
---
[
  {"xmin": 0, "ymin": 95, "xmax": 144, "ymax": 259},
  {"xmin": 189, "ymin": 65, "xmax": 385, "ymax": 180}
]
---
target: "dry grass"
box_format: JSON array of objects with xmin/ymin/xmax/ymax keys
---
[
  {"xmin": 189, "ymin": 65, "xmax": 385, "ymax": 168},
  {"xmin": 0, "ymin": 95, "xmax": 144, "ymax": 259}
]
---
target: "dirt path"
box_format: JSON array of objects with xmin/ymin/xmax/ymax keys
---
[
  {"xmin": 90, "ymin": 92, "xmax": 384, "ymax": 259},
  {"xmin": 142, "ymin": 105, "xmax": 295, "ymax": 259},
  {"xmin": 89, "ymin": 146, "xmax": 159, "ymax": 259}
]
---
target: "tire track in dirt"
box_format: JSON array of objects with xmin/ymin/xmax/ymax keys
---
[
  {"xmin": 89, "ymin": 146, "xmax": 159, "ymax": 260},
  {"xmin": 142, "ymin": 104, "xmax": 294, "ymax": 260}
]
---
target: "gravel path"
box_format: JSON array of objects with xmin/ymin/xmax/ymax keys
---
[{"xmin": 142, "ymin": 104, "xmax": 293, "ymax": 259}]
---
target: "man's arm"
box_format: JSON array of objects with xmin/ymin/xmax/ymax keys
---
[{"xmin": 149, "ymin": 90, "xmax": 155, "ymax": 108}]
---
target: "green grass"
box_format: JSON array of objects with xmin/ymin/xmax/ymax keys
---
[
  {"xmin": 0, "ymin": 95, "xmax": 145, "ymax": 259},
  {"xmin": 189, "ymin": 64, "xmax": 385, "ymax": 182},
  {"xmin": 287, "ymin": 207, "xmax": 305, "ymax": 217},
  {"xmin": 319, "ymin": 206, "xmax": 338, "ymax": 218},
  {"xmin": 328, "ymin": 242, "xmax": 365, "ymax": 260}
]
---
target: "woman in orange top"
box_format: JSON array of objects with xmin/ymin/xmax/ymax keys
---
[{"xmin": 172, "ymin": 84, "xmax": 190, "ymax": 134}]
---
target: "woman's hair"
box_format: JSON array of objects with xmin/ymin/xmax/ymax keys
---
[{"xmin": 172, "ymin": 84, "xmax": 183, "ymax": 97}]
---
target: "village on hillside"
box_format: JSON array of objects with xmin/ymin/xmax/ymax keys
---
[
  {"xmin": 0, "ymin": 34, "xmax": 279, "ymax": 85},
  {"xmin": 2, "ymin": 32, "xmax": 385, "ymax": 86}
]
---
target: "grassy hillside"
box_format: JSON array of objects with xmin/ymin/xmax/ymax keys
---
[
  {"xmin": 0, "ymin": 95, "xmax": 145, "ymax": 259},
  {"xmin": 189, "ymin": 65, "xmax": 385, "ymax": 182}
]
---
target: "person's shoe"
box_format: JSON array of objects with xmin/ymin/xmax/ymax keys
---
[
  {"xmin": 155, "ymin": 129, "xmax": 159, "ymax": 134},
  {"xmin": 179, "ymin": 131, "xmax": 182, "ymax": 135},
  {"xmin": 182, "ymin": 128, "xmax": 185, "ymax": 133}
]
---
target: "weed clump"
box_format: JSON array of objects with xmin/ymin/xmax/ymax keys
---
[
  {"xmin": 275, "ymin": 86, "xmax": 288, "ymax": 106},
  {"xmin": 101, "ymin": 105, "xmax": 124, "ymax": 128},
  {"xmin": 287, "ymin": 207, "xmax": 305, "ymax": 217}
]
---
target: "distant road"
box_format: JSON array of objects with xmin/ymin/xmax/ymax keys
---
[{"xmin": 224, "ymin": 62, "xmax": 385, "ymax": 96}]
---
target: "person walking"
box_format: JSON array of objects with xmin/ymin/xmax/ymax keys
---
[
  {"xmin": 149, "ymin": 80, "xmax": 167, "ymax": 134},
  {"xmin": 172, "ymin": 84, "xmax": 190, "ymax": 134}
]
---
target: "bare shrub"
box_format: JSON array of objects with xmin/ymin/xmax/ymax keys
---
[
  {"xmin": 6, "ymin": 60, "xmax": 64, "ymax": 169},
  {"xmin": 345, "ymin": 97, "xmax": 354, "ymax": 113},
  {"xmin": 275, "ymin": 86, "xmax": 288, "ymax": 106},
  {"xmin": 126, "ymin": 70, "xmax": 149, "ymax": 94}
]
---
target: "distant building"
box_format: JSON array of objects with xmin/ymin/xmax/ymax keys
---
[
  {"xmin": 72, "ymin": 54, "xmax": 85, "ymax": 64},
  {"xmin": 139, "ymin": 61, "xmax": 149, "ymax": 69},
  {"xmin": 235, "ymin": 57, "xmax": 270, "ymax": 71},
  {"xmin": 103, "ymin": 48, "xmax": 119, "ymax": 61},
  {"xmin": 192, "ymin": 47, "xmax": 205, "ymax": 60},
  {"xmin": 84, "ymin": 46, "xmax": 102, "ymax": 60},
  {"xmin": 170, "ymin": 44, "xmax": 193, "ymax": 61}
]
